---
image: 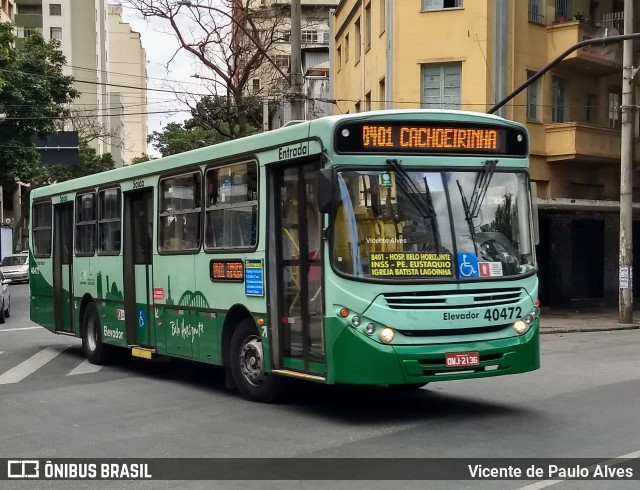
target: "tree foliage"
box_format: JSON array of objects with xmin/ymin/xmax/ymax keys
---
[
  {"xmin": 0, "ymin": 23, "xmax": 78, "ymax": 189},
  {"xmin": 27, "ymin": 141, "xmax": 116, "ymax": 188},
  {"xmin": 147, "ymin": 94, "xmax": 275, "ymax": 157},
  {"xmin": 130, "ymin": 154, "xmax": 155, "ymax": 164}
]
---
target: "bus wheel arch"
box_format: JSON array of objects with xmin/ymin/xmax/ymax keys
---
[
  {"xmin": 81, "ymin": 300, "xmax": 113, "ymax": 365},
  {"xmin": 221, "ymin": 304, "xmax": 254, "ymax": 368}
]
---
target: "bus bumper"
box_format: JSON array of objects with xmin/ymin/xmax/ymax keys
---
[{"xmin": 329, "ymin": 319, "xmax": 539, "ymax": 385}]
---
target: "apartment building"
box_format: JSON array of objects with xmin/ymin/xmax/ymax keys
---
[
  {"xmin": 332, "ymin": 0, "xmax": 640, "ymax": 307},
  {"xmin": 15, "ymin": 0, "xmax": 146, "ymax": 165},
  {"xmin": 241, "ymin": 0, "xmax": 339, "ymax": 125},
  {"xmin": 107, "ymin": 3, "xmax": 147, "ymax": 163},
  {"xmin": 0, "ymin": 0, "xmax": 14, "ymax": 22}
]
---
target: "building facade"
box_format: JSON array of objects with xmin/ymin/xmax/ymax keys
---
[
  {"xmin": 242, "ymin": 0, "xmax": 338, "ymax": 126},
  {"xmin": 0, "ymin": 0, "xmax": 14, "ymax": 23},
  {"xmin": 107, "ymin": 3, "xmax": 147, "ymax": 163},
  {"xmin": 332, "ymin": 0, "xmax": 640, "ymax": 307},
  {"xmin": 14, "ymin": 0, "xmax": 149, "ymax": 166}
]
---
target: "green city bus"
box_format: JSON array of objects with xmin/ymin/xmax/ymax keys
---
[{"xmin": 29, "ymin": 109, "xmax": 540, "ymax": 402}]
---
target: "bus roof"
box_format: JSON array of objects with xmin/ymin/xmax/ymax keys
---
[{"xmin": 31, "ymin": 109, "xmax": 524, "ymax": 199}]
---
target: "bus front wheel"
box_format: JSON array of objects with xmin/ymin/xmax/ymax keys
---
[
  {"xmin": 229, "ymin": 318, "xmax": 282, "ymax": 403},
  {"xmin": 81, "ymin": 302, "xmax": 113, "ymax": 365}
]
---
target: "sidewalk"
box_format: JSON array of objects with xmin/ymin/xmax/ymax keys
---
[{"xmin": 540, "ymin": 308, "xmax": 640, "ymax": 334}]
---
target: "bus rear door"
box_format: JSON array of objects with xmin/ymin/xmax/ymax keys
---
[
  {"xmin": 123, "ymin": 189, "xmax": 154, "ymax": 347},
  {"xmin": 53, "ymin": 202, "xmax": 74, "ymax": 334}
]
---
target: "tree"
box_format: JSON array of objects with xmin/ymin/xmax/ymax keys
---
[
  {"xmin": 130, "ymin": 154, "xmax": 156, "ymax": 164},
  {"xmin": 147, "ymin": 122, "xmax": 218, "ymax": 157},
  {"xmin": 125, "ymin": 0, "xmax": 291, "ymax": 139},
  {"xmin": 0, "ymin": 23, "xmax": 78, "ymax": 189},
  {"xmin": 26, "ymin": 140, "xmax": 116, "ymax": 188},
  {"xmin": 188, "ymin": 94, "xmax": 268, "ymax": 140}
]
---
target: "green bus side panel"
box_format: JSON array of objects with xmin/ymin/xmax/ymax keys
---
[
  {"xmin": 164, "ymin": 307, "xmax": 195, "ymax": 358},
  {"xmin": 29, "ymin": 256, "xmax": 55, "ymax": 332},
  {"xmin": 96, "ymin": 300, "xmax": 127, "ymax": 347},
  {"xmin": 197, "ymin": 311, "xmax": 221, "ymax": 364},
  {"xmin": 154, "ymin": 307, "xmax": 167, "ymax": 355},
  {"xmin": 133, "ymin": 301, "xmax": 150, "ymax": 346},
  {"xmin": 327, "ymin": 318, "xmax": 540, "ymax": 385}
]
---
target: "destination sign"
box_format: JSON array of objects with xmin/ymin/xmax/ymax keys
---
[
  {"xmin": 335, "ymin": 121, "xmax": 527, "ymax": 156},
  {"xmin": 210, "ymin": 259, "xmax": 244, "ymax": 282},
  {"xmin": 369, "ymin": 252, "xmax": 453, "ymax": 278}
]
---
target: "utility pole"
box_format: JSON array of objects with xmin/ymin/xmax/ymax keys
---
[
  {"xmin": 263, "ymin": 98, "xmax": 269, "ymax": 132},
  {"xmin": 290, "ymin": 0, "xmax": 304, "ymax": 121},
  {"xmin": 619, "ymin": 0, "xmax": 635, "ymax": 324}
]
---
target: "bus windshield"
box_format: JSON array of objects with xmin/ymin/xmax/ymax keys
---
[{"xmin": 331, "ymin": 167, "xmax": 535, "ymax": 280}]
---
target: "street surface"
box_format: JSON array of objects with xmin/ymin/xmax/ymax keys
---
[{"xmin": 1, "ymin": 283, "xmax": 639, "ymax": 489}]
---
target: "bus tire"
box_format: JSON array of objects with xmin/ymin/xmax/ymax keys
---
[
  {"xmin": 81, "ymin": 302, "xmax": 112, "ymax": 365},
  {"xmin": 229, "ymin": 318, "xmax": 283, "ymax": 403},
  {"xmin": 0, "ymin": 299, "xmax": 5, "ymax": 324}
]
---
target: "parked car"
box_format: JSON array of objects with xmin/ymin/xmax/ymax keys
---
[
  {"xmin": 0, "ymin": 271, "xmax": 10, "ymax": 323},
  {"xmin": 0, "ymin": 252, "xmax": 29, "ymax": 284}
]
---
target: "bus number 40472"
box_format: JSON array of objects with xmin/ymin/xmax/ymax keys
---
[{"xmin": 484, "ymin": 307, "xmax": 522, "ymax": 321}]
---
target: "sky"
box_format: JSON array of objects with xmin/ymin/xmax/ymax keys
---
[{"xmin": 118, "ymin": 3, "xmax": 205, "ymax": 157}]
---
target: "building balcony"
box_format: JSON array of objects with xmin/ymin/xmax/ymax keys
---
[
  {"xmin": 14, "ymin": 13, "xmax": 42, "ymax": 27},
  {"xmin": 545, "ymin": 122, "xmax": 640, "ymax": 165},
  {"xmin": 547, "ymin": 21, "xmax": 622, "ymax": 76}
]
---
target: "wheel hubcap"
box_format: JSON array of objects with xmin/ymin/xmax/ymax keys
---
[{"xmin": 239, "ymin": 336, "xmax": 265, "ymax": 386}]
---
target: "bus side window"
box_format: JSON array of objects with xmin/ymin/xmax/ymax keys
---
[{"xmin": 205, "ymin": 161, "xmax": 258, "ymax": 250}]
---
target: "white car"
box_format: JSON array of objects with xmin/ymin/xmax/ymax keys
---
[
  {"xmin": 0, "ymin": 252, "xmax": 29, "ymax": 284},
  {"xmin": 0, "ymin": 270, "xmax": 10, "ymax": 323}
]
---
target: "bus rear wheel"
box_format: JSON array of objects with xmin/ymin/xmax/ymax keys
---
[
  {"xmin": 81, "ymin": 302, "xmax": 113, "ymax": 364},
  {"xmin": 229, "ymin": 318, "xmax": 283, "ymax": 403}
]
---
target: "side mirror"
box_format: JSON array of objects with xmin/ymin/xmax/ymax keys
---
[{"xmin": 316, "ymin": 168, "xmax": 334, "ymax": 214}]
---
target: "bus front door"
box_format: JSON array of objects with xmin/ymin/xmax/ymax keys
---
[
  {"xmin": 271, "ymin": 162, "xmax": 325, "ymax": 377},
  {"xmin": 53, "ymin": 202, "xmax": 74, "ymax": 333},
  {"xmin": 123, "ymin": 189, "xmax": 154, "ymax": 347}
]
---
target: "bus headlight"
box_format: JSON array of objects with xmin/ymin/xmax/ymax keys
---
[
  {"xmin": 351, "ymin": 316, "xmax": 362, "ymax": 327},
  {"xmin": 365, "ymin": 323, "xmax": 376, "ymax": 335},
  {"xmin": 512, "ymin": 320, "xmax": 527, "ymax": 335},
  {"xmin": 379, "ymin": 327, "xmax": 395, "ymax": 343}
]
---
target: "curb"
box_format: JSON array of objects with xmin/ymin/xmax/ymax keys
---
[{"xmin": 540, "ymin": 325, "xmax": 640, "ymax": 334}]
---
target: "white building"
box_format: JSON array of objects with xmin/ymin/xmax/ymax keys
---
[{"xmin": 15, "ymin": 0, "xmax": 148, "ymax": 166}]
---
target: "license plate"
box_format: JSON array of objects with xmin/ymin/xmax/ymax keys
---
[{"xmin": 445, "ymin": 352, "xmax": 480, "ymax": 367}]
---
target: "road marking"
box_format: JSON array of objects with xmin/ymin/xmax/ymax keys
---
[
  {"xmin": 0, "ymin": 345, "xmax": 69, "ymax": 385},
  {"xmin": 67, "ymin": 360, "xmax": 103, "ymax": 376},
  {"xmin": 0, "ymin": 326, "xmax": 41, "ymax": 333},
  {"xmin": 517, "ymin": 449, "xmax": 640, "ymax": 489}
]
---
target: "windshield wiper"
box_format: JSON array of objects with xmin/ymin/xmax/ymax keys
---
[
  {"xmin": 456, "ymin": 159, "xmax": 498, "ymax": 255},
  {"xmin": 386, "ymin": 159, "xmax": 441, "ymax": 252},
  {"xmin": 469, "ymin": 159, "xmax": 497, "ymax": 217}
]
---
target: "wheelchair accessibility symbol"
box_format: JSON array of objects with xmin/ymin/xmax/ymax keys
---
[
  {"xmin": 138, "ymin": 309, "xmax": 146, "ymax": 329},
  {"xmin": 457, "ymin": 253, "xmax": 479, "ymax": 278}
]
